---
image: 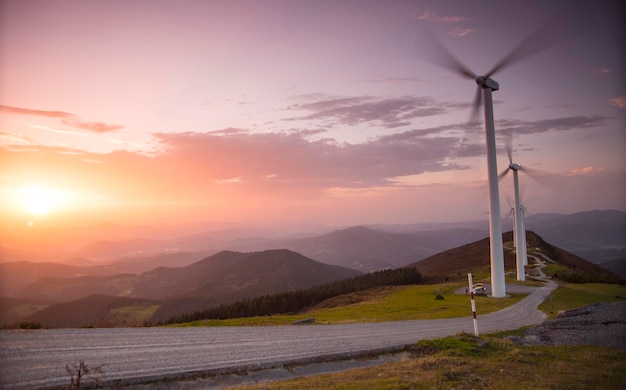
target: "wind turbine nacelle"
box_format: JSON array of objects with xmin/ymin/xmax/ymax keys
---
[{"xmin": 476, "ymin": 76, "xmax": 499, "ymax": 91}]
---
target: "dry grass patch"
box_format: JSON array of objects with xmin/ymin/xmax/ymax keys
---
[{"xmin": 239, "ymin": 334, "xmax": 626, "ymax": 390}]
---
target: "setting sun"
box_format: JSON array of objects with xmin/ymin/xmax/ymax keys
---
[{"xmin": 16, "ymin": 186, "xmax": 66, "ymax": 216}]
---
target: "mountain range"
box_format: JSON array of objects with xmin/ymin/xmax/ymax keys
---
[
  {"xmin": 2, "ymin": 210, "xmax": 623, "ymax": 276},
  {"xmin": 2, "ymin": 228, "xmax": 622, "ymax": 328},
  {"xmin": 0, "ymin": 249, "xmax": 359, "ymax": 327}
]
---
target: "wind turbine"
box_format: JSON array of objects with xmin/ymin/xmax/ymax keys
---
[
  {"xmin": 414, "ymin": 5, "xmax": 583, "ymax": 297},
  {"xmin": 499, "ymin": 146, "xmax": 527, "ymax": 281}
]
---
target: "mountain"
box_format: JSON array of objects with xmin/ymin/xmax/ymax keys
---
[
  {"xmin": 0, "ymin": 261, "xmax": 114, "ymax": 297},
  {"xmin": 74, "ymin": 238, "xmax": 171, "ymax": 259},
  {"xmin": 525, "ymin": 210, "xmax": 626, "ymax": 264},
  {"xmin": 102, "ymin": 251, "xmax": 213, "ymax": 274},
  {"xmin": 147, "ymin": 249, "xmax": 362, "ymax": 321},
  {"xmin": 221, "ymin": 226, "xmax": 487, "ymax": 272},
  {"xmin": 7, "ymin": 249, "xmax": 360, "ymax": 325},
  {"xmin": 601, "ymin": 258, "xmax": 626, "ymax": 279},
  {"xmin": 406, "ymin": 230, "xmax": 623, "ymax": 284}
]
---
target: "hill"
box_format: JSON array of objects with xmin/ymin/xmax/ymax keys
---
[
  {"xmin": 406, "ymin": 230, "xmax": 623, "ymax": 284},
  {"xmin": 0, "ymin": 296, "xmax": 54, "ymax": 326},
  {"xmin": 148, "ymin": 249, "xmax": 361, "ymax": 320},
  {"xmin": 6, "ymin": 249, "xmax": 361, "ymax": 326},
  {"xmin": 0, "ymin": 261, "xmax": 114, "ymax": 297},
  {"xmin": 22, "ymin": 295, "xmax": 158, "ymax": 328},
  {"xmin": 16, "ymin": 273, "xmax": 139, "ymax": 302}
]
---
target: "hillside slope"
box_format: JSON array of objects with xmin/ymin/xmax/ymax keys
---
[
  {"xmin": 407, "ymin": 230, "xmax": 623, "ymax": 284},
  {"xmin": 150, "ymin": 249, "xmax": 361, "ymax": 321},
  {"xmin": 23, "ymin": 295, "xmax": 158, "ymax": 328}
]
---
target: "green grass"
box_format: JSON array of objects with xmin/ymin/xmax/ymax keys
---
[
  {"xmin": 538, "ymin": 282, "xmax": 626, "ymax": 317},
  {"xmin": 109, "ymin": 304, "xmax": 159, "ymax": 325},
  {"xmin": 170, "ymin": 283, "xmax": 526, "ymax": 327},
  {"xmin": 241, "ymin": 334, "xmax": 626, "ymax": 390},
  {"xmin": 541, "ymin": 263, "xmax": 567, "ymax": 277}
]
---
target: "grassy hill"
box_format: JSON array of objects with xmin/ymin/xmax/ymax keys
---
[
  {"xmin": 407, "ymin": 230, "xmax": 623, "ymax": 284},
  {"xmin": 149, "ymin": 249, "xmax": 363, "ymax": 321},
  {"xmin": 23, "ymin": 295, "xmax": 158, "ymax": 328}
]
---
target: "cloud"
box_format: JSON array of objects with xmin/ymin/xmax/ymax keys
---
[
  {"xmin": 150, "ymin": 127, "xmax": 472, "ymax": 191},
  {"xmin": 569, "ymin": 166, "xmax": 605, "ymax": 176},
  {"xmin": 496, "ymin": 115, "xmax": 608, "ymax": 136},
  {"xmin": 61, "ymin": 119, "xmax": 123, "ymax": 132},
  {"xmin": 285, "ymin": 95, "xmax": 458, "ymax": 128},
  {"xmin": 0, "ymin": 131, "xmax": 35, "ymax": 145},
  {"xmin": 26, "ymin": 123, "xmax": 90, "ymax": 137},
  {"xmin": 448, "ymin": 28, "xmax": 475, "ymax": 38},
  {"xmin": 415, "ymin": 12, "xmax": 467, "ymax": 24},
  {"xmin": 610, "ymin": 96, "xmax": 626, "ymax": 108},
  {"xmin": 365, "ymin": 76, "xmax": 427, "ymax": 83},
  {"xmin": 0, "ymin": 105, "xmax": 123, "ymax": 133}
]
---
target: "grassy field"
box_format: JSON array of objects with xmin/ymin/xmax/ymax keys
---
[
  {"xmin": 111, "ymin": 304, "xmax": 159, "ymax": 324},
  {"xmin": 169, "ymin": 283, "xmax": 526, "ymax": 327},
  {"xmin": 538, "ymin": 282, "xmax": 626, "ymax": 317}
]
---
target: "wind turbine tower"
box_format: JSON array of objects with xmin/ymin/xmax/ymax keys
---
[{"xmin": 501, "ymin": 159, "xmax": 526, "ymax": 281}]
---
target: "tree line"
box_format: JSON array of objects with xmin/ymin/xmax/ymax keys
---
[{"xmin": 161, "ymin": 267, "xmax": 423, "ymax": 325}]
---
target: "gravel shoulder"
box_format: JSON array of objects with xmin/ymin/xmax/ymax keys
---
[{"xmin": 512, "ymin": 301, "xmax": 626, "ymax": 350}]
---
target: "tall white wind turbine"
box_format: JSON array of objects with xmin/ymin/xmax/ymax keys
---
[{"xmin": 414, "ymin": 5, "xmax": 584, "ymax": 297}]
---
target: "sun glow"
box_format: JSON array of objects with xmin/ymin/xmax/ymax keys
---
[{"xmin": 16, "ymin": 186, "xmax": 67, "ymax": 216}]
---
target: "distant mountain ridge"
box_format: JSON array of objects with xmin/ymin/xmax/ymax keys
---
[
  {"xmin": 8, "ymin": 230, "xmax": 622, "ymax": 328},
  {"xmin": 3, "ymin": 249, "xmax": 360, "ymax": 327}
]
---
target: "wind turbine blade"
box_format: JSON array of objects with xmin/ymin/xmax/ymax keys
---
[
  {"xmin": 505, "ymin": 135, "xmax": 513, "ymax": 164},
  {"xmin": 499, "ymin": 167, "xmax": 511, "ymax": 180},
  {"xmin": 468, "ymin": 87, "xmax": 482, "ymax": 125},
  {"xmin": 485, "ymin": 2, "xmax": 592, "ymax": 77},
  {"xmin": 414, "ymin": 28, "xmax": 476, "ymax": 79}
]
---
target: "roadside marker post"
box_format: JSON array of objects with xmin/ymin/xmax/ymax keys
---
[{"xmin": 468, "ymin": 273, "xmax": 479, "ymax": 336}]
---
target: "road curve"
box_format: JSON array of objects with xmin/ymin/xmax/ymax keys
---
[{"xmin": 0, "ymin": 282, "xmax": 555, "ymax": 389}]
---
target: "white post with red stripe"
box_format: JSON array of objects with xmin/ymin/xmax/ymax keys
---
[{"xmin": 468, "ymin": 272, "xmax": 479, "ymax": 336}]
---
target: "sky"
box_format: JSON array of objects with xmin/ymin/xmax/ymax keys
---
[{"xmin": 1, "ymin": 0, "xmax": 624, "ymax": 239}]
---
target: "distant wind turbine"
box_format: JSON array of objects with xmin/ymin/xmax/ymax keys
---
[{"xmin": 499, "ymin": 145, "xmax": 528, "ymax": 281}]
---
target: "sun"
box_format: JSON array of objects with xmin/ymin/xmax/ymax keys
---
[{"xmin": 17, "ymin": 186, "xmax": 66, "ymax": 216}]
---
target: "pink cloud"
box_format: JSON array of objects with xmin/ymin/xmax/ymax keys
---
[
  {"xmin": 609, "ymin": 96, "xmax": 626, "ymax": 108},
  {"xmin": 285, "ymin": 95, "xmax": 460, "ymax": 128},
  {"xmin": 0, "ymin": 105, "xmax": 123, "ymax": 133},
  {"xmin": 416, "ymin": 12, "xmax": 467, "ymax": 24},
  {"xmin": 448, "ymin": 28, "xmax": 475, "ymax": 38},
  {"xmin": 569, "ymin": 166, "xmax": 605, "ymax": 176}
]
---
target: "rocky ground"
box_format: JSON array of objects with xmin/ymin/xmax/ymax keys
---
[{"xmin": 512, "ymin": 301, "xmax": 626, "ymax": 350}]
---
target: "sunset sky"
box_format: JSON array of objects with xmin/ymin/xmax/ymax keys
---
[{"xmin": 1, "ymin": 0, "xmax": 624, "ymax": 237}]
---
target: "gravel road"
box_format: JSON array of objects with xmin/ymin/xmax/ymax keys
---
[{"xmin": 0, "ymin": 282, "xmax": 554, "ymax": 389}]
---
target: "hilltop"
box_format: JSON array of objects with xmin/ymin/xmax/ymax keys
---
[{"xmin": 406, "ymin": 231, "xmax": 623, "ymax": 284}]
